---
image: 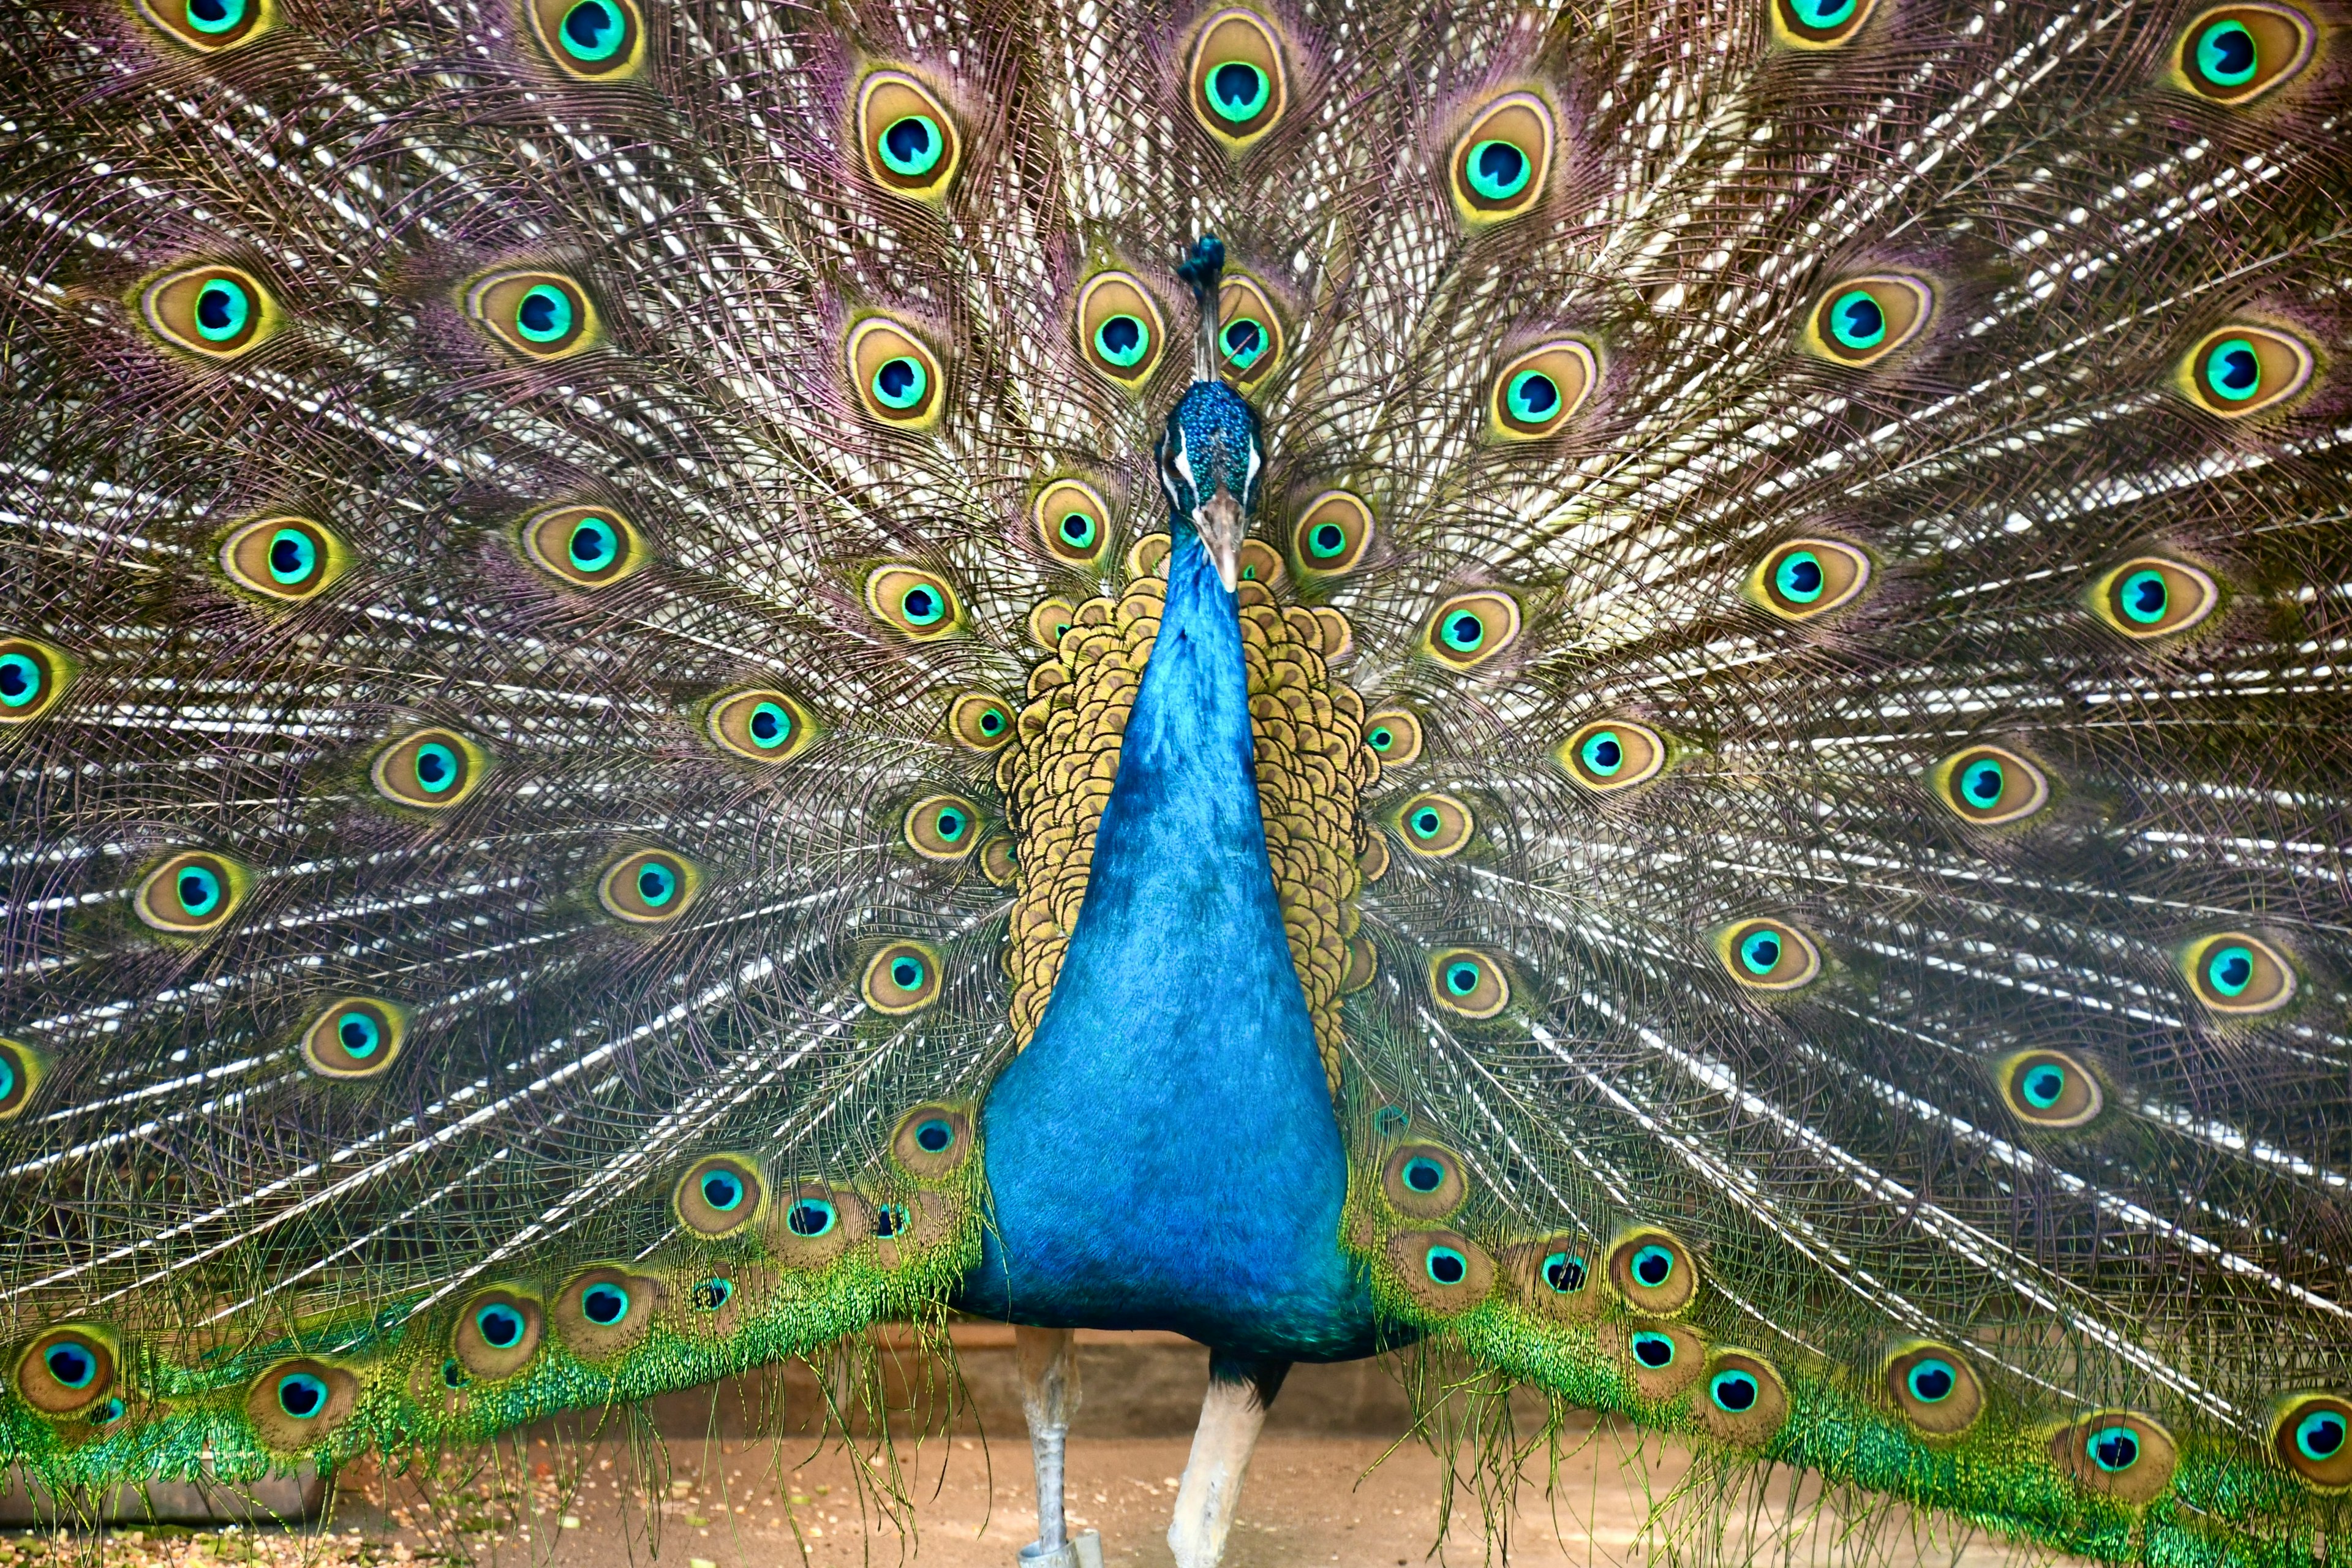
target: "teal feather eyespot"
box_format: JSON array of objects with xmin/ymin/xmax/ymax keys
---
[
  {"xmin": 1449, "ymin": 94, "xmax": 1555, "ymax": 225},
  {"xmin": 1930, "ymin": 744, "xmax": 2050, "ymax": 826},
  {"xmin": 2182, "ymin": 930, "xmax": 2296, "ymax": 1016},
  {"xmin": 247, "ymin": 1359, "xmax": 356, "ymax": 1447},
  {"xmin": 526, "ymin": 0, "xmax": 643, "ymax": 77},
  {"xmin": 1717, "ymin": 918, "xmax": 1820, "ymax": 992},
  {"xmin": 1884, "ymin": 1342, "xmax": 1983, "ymax": 1435},
  {"xmin": 1395, "ymin": 793, "xmax": 1472, "ymax": 858},
  {"xmin": 1188, "ymin": 10, "xmax": 1287, "ymax": 148},
  {"xmin": 556, "ymin": 1267, "xmax": 655, "ymax": 1357},
  {"xmin": 892, "ymin": 1103, "xmax": 971, "ymax": 1177},
  {"xmin": 1488, "ymin": 342, "xmax": 1595, "ymax": 440},
  {"xmin": 135, "ymin": 851, "xmax": 246, "ymax": 936},
  {"xmin": 440, "ymin": 1359, "xmax": 467, "ymax": 1390},
  {"xmin": 1292, "ymin": 491, "xmax": 1373, "ymax": 575},
  {"xmin": 598, "ymin": 848, "xmax": 699, "ymax": 926},
  {"xmin": 15, "ymin": 1329, "xmax": 113, "ymax": 1417},
  {"xmin": 219, "ymin": 515, "xmax": 348, "ymax": 602},
  {"xmin": 1215, "ymin": 274, "xmax": 1286, "ymax": 383},
  {"xmin": 2090, "ymin": 556, "xmax": 2218, "ymax": 640},
  {"xmin": 865, "ymin": 565, "xmax": 961, "ymax": 638},
  {"xmin": 2272, "ymin": 1394, "xmax": 2352, "ymax": 1488},
  {"xmin": 769, "ymin": 1183, "xmax": 869, "ymax": 1262},
  {"xmin": 2177, "ymin": 4, "xmax": 2315, "ymax": 103},
  {"xmin": 452, "ymin": 1288, "xmax": 543, "ymax": 1379},
  {"xmin": 521, "ymin": 505, "xmax": 645, "ymax": 589},
  {"xmin": 1698, "ymin": 1352, "xmax": 1789, "ymax": 1445},
  {"xmin": 2052, "ymin": 1412, "xmax": 2177, "ymax": 1502},
  {"xmin": 303, "ymin": 998, "xmax": 407, "ymax": 1080},
  {"xmin": 675, "ymin": 1155, "xmax": 765, "ymax": 1237},
  {"xmin": 785, "ymin": 1199, "xmax": 838, "ymax": 1238},
  {"xmin": 1608, "ymin": 1228, "xmax": 1698, "ymax": 1314},
  {"xmin": 1382, "ymin": 1143, "xmax": 1467, "ymax": 1218},
  {"xmin": 137, "ymin": 263, "xmax": 282, "ymax": 359},
  {"xmin": 1423, "ymin": 590, "xmax": 1522, "ymax": 669},
  {"xmin": 0, "ymin": 636, "xmax": 73, "ymax": 723},
  {"xmin": 1771, "ymin": 0, "xmax": 1879, "ymax": 50},
  {"xmin": 865, "ymin": 941, "xmax": 943, "ymax": 1014},
  {"xmin": 465, "ymin": 271, "xmax": 597, "ymax": 360},
  {"xmin": 1749, "ymin": 537, "xmax": 1871, "ymax": 621},
  {"xmin": 1076, "ymin": 273, "xmax": 1168, "ymax": 386},
  {"xmin": 905, "ymin": 793, "xmax": 983, "ymax": 862},
  {"xmin": 2179, "ymin": 324, "xmax": 2312, "ymax": 417},
  {"xmin": 948, "ymin": 690, "xmax": 1016, "ymax": 752},
  {"xmin": 859, "ymin": 73, "xmax": 962, "ymax": 198},
  {"xmin": 89, "ymin": 1396, "xmax": 126, "ymax": 1427},
  {"xmin": 0, "ymin": 1039, "xmax": 44, "ymax": 1122},
  {"xmin": 1427, "ymin": 949, "xmax": 1508, "ymax": 1018},
  {"xmin": 1804, "ymin": 277, "xmax": 1930, "ymax": 365},
  {"xmin": 1543, "ymin": 1253, "xmax": 1587, "ymax": 1294},
  {"xmin": 846, "ymin": 318, "xmax": 946, "ymax": 425},
  {"xmin": 1618, "ymin": 1321, "xmax": 1705, "ymax": 1396},
  {"xmin": 1558, "ymin": 718, "xmax": 1668, "ymax": 793},
  {"xmin": 691, "ymin": 1278, "xmax": 735, "ymax": 1311},
  {"xmin": 1994, "ymin": 1049, "xmax": 2103, "ymax": 1128},
  {"xmin": 1629, "ymin": 1331, "xmax": 1676, "ymax": 1368},
  {"xmin": 136, "ymin": 0, "xmax": 268, "ymax": 49},
  {"xmin": 372, "ymin": 728, "xmax": 488, "ymax": 811},
  {"xmin": 475, "ymin": 1305, "xmax": 526, "ymax": 1349},
  {"xmin": 1386, "ymin": 1231, "xmax": 1494, "ymax": 1314},
  {"xmin": 706, "ymin": 688, "xmax": 816, "ymax": 764},
  {"xmin": 1205, "ymin": 61, "xmax": 1269, "ymax": 122},
  {"xmin": 1362, "ymin": 708, "xmax": 1422, "ymax": 766},
  {"xmin": 1035, "ymin": 478, "xmax": 1113, "ymax": 566}
]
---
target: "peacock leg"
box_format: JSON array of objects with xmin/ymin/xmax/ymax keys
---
[
  {"xmin": 1166, "ymin": 1350, "xmax": 1290, "ymax": 1568},
  {"xmin": 1014, "ymin": 1325, "xmax": 1084, "ymax": 1566}
]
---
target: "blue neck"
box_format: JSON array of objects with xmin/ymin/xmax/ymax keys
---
[{"xmin": 959, "ymin": 526, "xmax": 1378, "ymax": 1359}]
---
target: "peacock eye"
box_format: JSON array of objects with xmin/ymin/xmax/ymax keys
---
[
  {"xmin": 1930, "ymin": 744, "xmax": 2051, "ymax": 826},
  {"xmin": 676, "ymin": 1154, "xmax": 765, "ymax": 1235},
  {"xmin": 465, "ymin": 271, "xmax": 598, "ymax": 360},
  {"xmin": 1629, "ymin": 1330, "xmax": 1676, "ymax": 1368},
  {"xmin": 1395, "ymin": 793, "xmax": 1473, "ymax": 858},
  {"xmin": 1028, "ymin": 595, "xmax": 1078, "ymax": 649},
  {"xmin": 135, "ymin": 851, "xmax": 244, "ymax": 935},
  {"xmin": 220, "ymin": 516, "xmax": 345, "ymax": 602},
  {"xmin": 371, "ymin": 729, "xmax": 488, "ymax": 810},
  {"xmin": 0, "ymin": 1038, "xmax": 42, "ymax": 1122},
  {"xmin": 1773, "ymin": 0, "xmax": 1880, "ymax": 46},
  {"xmin": 1697, "ymin": 1352, "xmax": 1789, "ymax": 1444},
  {"xmin": 1362, "ymin": 707, "xmax": 1422, "ymax": 766},
  {"xmin": 2274, "ymin": 1394, "xmax": 2352, "ymax": 1486},
  {"xmin": 2052, "ymin": 1412, "xmax": 2176, "ymax": 1502},
  {"xmin": 1288, "ymin": 489, "xmax": 1373, "ymax": 575},
  {"xmin": 0, "ymin": 636, "xmax": 74, "ymax": 724},
  {"xmin": 1559, "ymin": 718, "xmax": 1668, "ymax": 793},
  {"xmin": 137, "ymin": 0, "xmax": 266, "ymax": 49},
  {"xmin": 705, "ymin": 688, "xmax": 814, "ymax": 763},
  {"xmin": 846, "ymin": 318, "xmax": 946, "ymax": 426},
  {"xmin": 948, "ymin": 690, "xmax": 1016, "ymax": 751},
  {"xmin": 1035, "ymin": 479, "xmax": 1112, "ymax": 566},
  {"xmin": 598, "ymin": 849, "xmax": 699, "ymax": 925},
  {"xmin": 1717, "ymin": 918, "xmax": 1822, "ymax": 992},
  {"xmin": 1996, "ymin": 1049, "xmax": 2104, "ymax": 1127},
  {"xmin": 904, "ymin": 793, "xmax": 983, "ymax": 861},
  {"xmin": 1751, "ymin": 537, "xmax": 1872, "ymax": 621},
  {"xmin": 1883, "ymin": 1343, "xmax": 1984, "ymax": 1435},
  {"xmin": 981, "ymin": 835, "xmax": 1018, "ymax": 888},
  {"xmin": 2177, "ymin": 3, "xmax": 2315, "ymax": 103},
  {"xmin": 864, "ymin": 941, "xmax": 943, "ymax": 1014},
  {"xmin": 864, "ymin": 565, "xmax": 961, "ymax": 639},
  {"xmin": 1449, "ymin": 93, "xmax": 1555, "ymax": 225},
  {"xmin": 1187, "ymin": 9, "xmax": 1287, "ymax": 148},
  {"xmin": 1213, "ymin": 272, "xmax": 1285, "ymax": 383},
  {"xmin": 1076, "ymin": 273, "xmax": 1168, "ymax": 386},
  {"xmin": 2181, "ymin": 930, "xmax": 2296, "ymax": 1016},
  {"xmin": 2179, "ymin": 324, "xmax": 2312, "ymax": 417},
  {"xmin": 892, "ymin": 1103, "xmax": 971, "ymax": 1175},
  {"xmin": 1427, "ymin": 949, "xmax": 1509, "ymax": 1018},
  {"xmin": 526, "ymin": 0, "xmax": 644, "ymax": 77},
  {"xmin": 247, "ymin": 1359, "xmax": 357, "ymax": 1445},
  {"xmin": 1423, "ymin": 590, "xmax": 1523, "ymax": 669},
  {"xmin": 518, "ymin": 505, "xmax": 644, "ymax": 589},
  {"xmin": 1488, "ymin": 341, "xmax": 1597, "ymax": 441},
  {"xmin": 137, "ymin": 263, "xmax": 281, "ymax": 359},
  {"xmin": 1804, "ymin": 276, "xmax": 1932, "ymax": 365},
  {"xmin": 17, "ymin": 1329, "xmax": 115, "ymax": 1415},
  {"xmin": 2089, "ymin": 556, "xmax": 2220, "ymax": 640},
  {"xmin": 302, "ymin": 998, "xmax": 406, "ymax": 1080},
  {"xmin": 1382, "ymin": 1144, "xmax": 1466, "ymax": 1217},
  {"xmin": 1607, "ymin": 1228, "xmax": 1698, "ymax": 1313},
  {"xmin": 859, "ymin": 72, "xmax": 962, "ymax": 198}
]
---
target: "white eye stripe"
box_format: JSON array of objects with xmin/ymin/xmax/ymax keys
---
[
  {"xmin": 1172, "ymin": 440, "xmax": 1196, "ymax": 494},
  {"xmin": 1244, "ymin": 440, "xmax": 1261, "ymax": 494}
]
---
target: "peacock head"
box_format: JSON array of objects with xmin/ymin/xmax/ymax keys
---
[
  {"xmin": 1158, "ymin": 234, "xmax": 1264, "ymax": 593},
  {"xmin": 1157, "ymin": 381, "xmax": 1264, "ymax": 594}
]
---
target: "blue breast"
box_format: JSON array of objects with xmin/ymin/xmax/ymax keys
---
[{"xmin": 959, "ymin": 530, "xmax": 1379, "ymax": 1360}]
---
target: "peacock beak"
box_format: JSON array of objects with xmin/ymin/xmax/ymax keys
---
[{"xmin": 1196, "ymin": 489, "xmax": 1245, "ymax": 593}]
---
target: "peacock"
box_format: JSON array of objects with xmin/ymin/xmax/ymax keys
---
[{"xmin": 0, "ymin": 0, "xmax": 2346, "ymax": 1561}]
